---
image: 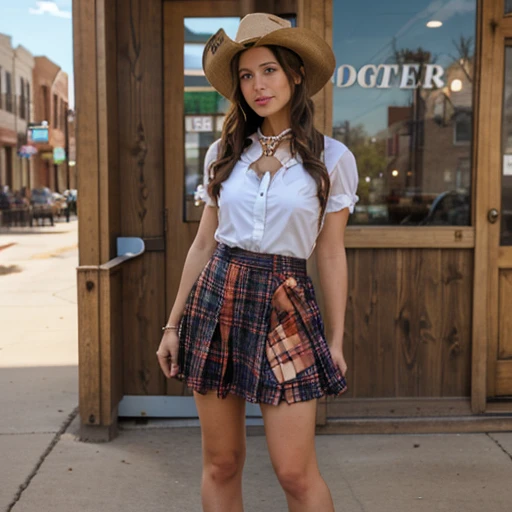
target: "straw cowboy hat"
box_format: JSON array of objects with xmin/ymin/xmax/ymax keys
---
[{"xmin": 202, "ymin": 13, "xmax": 335, "ymax": 99}]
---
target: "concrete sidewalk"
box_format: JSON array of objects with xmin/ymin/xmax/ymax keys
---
[
  {"xmin": 0, "ymin": 219, "xmax": 79, "ymax": 512},
  {"xmin": 7, "ymin": 419, "xmax": 512, "ymax": 512},
  {"xmin": 2, "ymin": 220, "xmax": 512, "ymax": 512}
]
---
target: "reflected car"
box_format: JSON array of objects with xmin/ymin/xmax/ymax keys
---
[{"xmin": 420, "ymin": 190, "xmax": 470, "ymax": 226}]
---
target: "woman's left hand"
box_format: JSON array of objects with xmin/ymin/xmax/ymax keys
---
[{"xmin": 329, "ymin": 345, "xmax": 348, "ymax": 377}]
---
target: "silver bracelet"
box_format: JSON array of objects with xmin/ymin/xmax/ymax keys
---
[{"xmin": 162, "ymin": 325, "xmax": 179, "ymax": 331}]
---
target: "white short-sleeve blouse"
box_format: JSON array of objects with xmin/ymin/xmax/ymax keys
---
[{"xmin": 198, "ymin": 133, "xmax": 359, "ymax": 259}]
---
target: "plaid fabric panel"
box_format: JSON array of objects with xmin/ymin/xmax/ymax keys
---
[
  {"xmin": 178, "ymin": 246, "xmax": 274, "ymax": 399},
  {"xmin": 177, "ymin": 253, "xmax": 228, "ymax": 386},
  {"xmin": 267, "ymin": 277, "xmax": 316, "ymax": 383}
]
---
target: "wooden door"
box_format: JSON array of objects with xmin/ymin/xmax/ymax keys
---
[
  {"xmin": 474, "ymin": 0, "xmax": 512, "ymax": 410},
  {"xmin": 163, "ymin": 0, "xmax": 302, "ymax": 399}
]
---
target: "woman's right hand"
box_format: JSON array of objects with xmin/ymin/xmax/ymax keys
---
[{"xmin": 156, "ymin": 330, "xmax": 180, "ymax": 378}]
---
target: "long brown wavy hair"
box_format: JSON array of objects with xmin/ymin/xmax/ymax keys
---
[{"xmin": 207, "ymin": 45, "xmax": 330, "ymax": 230}]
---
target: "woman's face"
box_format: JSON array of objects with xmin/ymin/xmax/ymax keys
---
[{"xmin": 238, "ymin": 46, "xmax": 296, "ymax": 120}]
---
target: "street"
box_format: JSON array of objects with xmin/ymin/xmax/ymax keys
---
[{"xmin": 1, "ymin": 221, "xmax": 512, "ymax": 512}]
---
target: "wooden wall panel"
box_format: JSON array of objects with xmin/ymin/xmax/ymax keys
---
[
  {"xmin": 117, "ymin": 0, "xmax": 166, "ymax": 396},
  {"xmin": 441, "ymin": 250, "xmax": 472, "ymax": 396},
  {"xmin": 327, "ymin": 249, "xmax": 473, "ymax": 417},
  {"xmin": 117, "ymin": 0, "xmax": 164, "ymax": 238},
  {"xmin": 398, "ymin": 249, "xmax": 443, "ymax": 397},
  {"xmin": 343, "ymin": 250, "xmax": 355, "ymax": 397},
  {"xmin": 496, "ymin": 360, "xmax": 512, "ymax": 395},
  {"xmin": 103, "ymin": 268, "xmax": 124, "ymax": 421},
  {"xmin": 375, "ymin": 250, "xmax": 399, "ymax": 396},
  {"xmin": 498, "ymin": 270, "xmax": 512, "ymax": 359},
  {"xmin": 351, "ymin": 250, "xmax": 399, "ymax": 397},
  {"xmin": 122, "ymin": 254, "xmax": 166, "ymax": 395}
]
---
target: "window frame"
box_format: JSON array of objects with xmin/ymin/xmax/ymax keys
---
[{"xmin": 330, "ymin": 0, "xmax": 477, "ymax": 242}]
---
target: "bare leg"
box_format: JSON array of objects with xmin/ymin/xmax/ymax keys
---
[
  {"xmin": 260, "ymin": 399, "xmax": 335, "ymax": 512},
  {"xmin": 194, "ymin": 392, "xmax": 246, "ymax": 512}
]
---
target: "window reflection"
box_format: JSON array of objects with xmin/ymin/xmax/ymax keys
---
[
  {"xmin": 183, "ymin": 18, "xmax": 238, "ymax": 222},
  {"xmin": 501, "ymin": 47, "xmax": 512, "ymax": 246},
  {"xmin": 506, "ymin": 0, "xmax": 512, "ymax": 15},
  {"xmin": 183, "ymin": 15, "xmax": 296, "ymax": 221},
  {"xmin": 332, "ymin": 1, "xmax": 476, "ymax": 226}
]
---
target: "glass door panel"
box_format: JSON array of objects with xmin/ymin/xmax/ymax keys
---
[
  {"xmin": 183, "ymin": 17, "xmax": 239, "ymax": 222},
  {"xmin": 501, "ymin": 46, "xmax": 512, "ymax": 245}
]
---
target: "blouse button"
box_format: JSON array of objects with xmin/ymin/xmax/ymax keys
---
[{"xmin": 260, "ymin": 192, "xmax": 264, "ymax": 197}]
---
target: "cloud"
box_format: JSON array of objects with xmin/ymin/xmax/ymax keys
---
[{"xmin": 29, "ymin": 1, "xmax": 71, "ymax": 19}]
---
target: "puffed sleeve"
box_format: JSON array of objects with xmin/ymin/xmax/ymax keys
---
[
  {"xmin": 326, "ymin": 149, "xmax": 359, "ymax": 214},
  {"xmin": 195, "ymin": 139, "xmax": 221, "ymax": 207}
]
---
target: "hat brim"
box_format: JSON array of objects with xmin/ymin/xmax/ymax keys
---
[{"xmin": 202, "ymin": 27, "xmax": 335, "ymax": 100}]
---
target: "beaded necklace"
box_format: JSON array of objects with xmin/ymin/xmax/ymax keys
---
[{"xmin": 257, "ymin": 127, "xmax": 292, "ymax": 157}]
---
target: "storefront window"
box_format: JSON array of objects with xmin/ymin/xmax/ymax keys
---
[
  {"xmin": 506, "ymin": 0, "xmax": 512, "ymax": 15},
  {"xmin": 332, "ymin": 1, "xmax": 476, "ymax": 226},
  {"xmin": 183, "ymin": 18, "xmax": 238, "ymax": 221}
]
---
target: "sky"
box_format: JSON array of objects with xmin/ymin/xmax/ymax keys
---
[
  {"xmin": 185, "ymin": 17, "xmax": 239, "ymax": 70},
  {"xmin": 0, "ymin": 0, "xmax": 74, "ymax": 106}
]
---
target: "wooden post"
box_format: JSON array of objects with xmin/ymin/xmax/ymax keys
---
[{"xmin": 74, "ymin": 0, "xmax": 121, "ymax": 441}]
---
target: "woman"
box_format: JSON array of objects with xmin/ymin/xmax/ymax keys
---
[{"xmin": 157, "ymin": 13, "xmax": 358, "ymax": 512}]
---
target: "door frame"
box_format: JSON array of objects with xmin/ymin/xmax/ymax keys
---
[{"xmin": 473, "ymin": 0, "xmax": 512, "ymax": 412}]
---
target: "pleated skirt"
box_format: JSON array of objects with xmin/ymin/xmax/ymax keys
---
[{"xmin": 177, "ymin": 243, "xmax": 347, "ymax": 405}]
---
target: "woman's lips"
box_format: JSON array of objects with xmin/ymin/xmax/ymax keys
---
[{"xmin": 255, "ymin": 97, "xmax": 273, "ymax": 106}]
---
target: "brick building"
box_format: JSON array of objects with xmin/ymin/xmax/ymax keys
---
[
  {"xmin": 0, "ymin": 33, "xmax": 34, "ymax": 191},
  {"xmin": 32, "ymin": 56, "xmax": 69, "ymax": 191}
]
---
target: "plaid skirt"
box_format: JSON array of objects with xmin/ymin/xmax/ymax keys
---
[{"xmin": 177, "ymin": 243, "xmax": 347, "ymax": 405}]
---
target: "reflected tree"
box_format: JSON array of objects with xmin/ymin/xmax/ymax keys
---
[{"xmin": 333, "ymin": 123, "xmax": 387, "ymax": 205}]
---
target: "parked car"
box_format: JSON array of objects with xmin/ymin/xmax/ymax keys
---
[
  {"xmin": 0, "ymin": 188, "xmax": 33, "ymax": 227},
  {"xmin": 30, "ymin": 188, "xmax": 54, "ymax": 226},
  {"xmin": 52, "ymin": 192, "xmax": 68, "ymax": 217}
]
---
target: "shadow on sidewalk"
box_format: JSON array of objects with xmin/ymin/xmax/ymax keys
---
[{"xmin": 0, "ymin": 264, "xmax": 22, "ymax": 275}]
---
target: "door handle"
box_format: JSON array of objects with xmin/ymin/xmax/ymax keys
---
[{"xmin": 487, "ymin": 208, "xmax": 500, "ymax": 224}]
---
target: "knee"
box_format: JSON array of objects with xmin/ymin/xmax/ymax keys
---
[
  {"xmin": 275, "ymin": 465, "xmax": 315, "ymax": 500},
  {"xmin": 204, "ymin": 450, "xmax": 245, "ymax": 483}
]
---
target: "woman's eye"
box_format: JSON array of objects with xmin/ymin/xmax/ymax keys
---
[
  {"xmin": 265, "ymin": 67, "xmax": 277, "ymax": 74},
  {"xmin": 240, "ymin": 73, "xmax": 251, "ymax": 80}
]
